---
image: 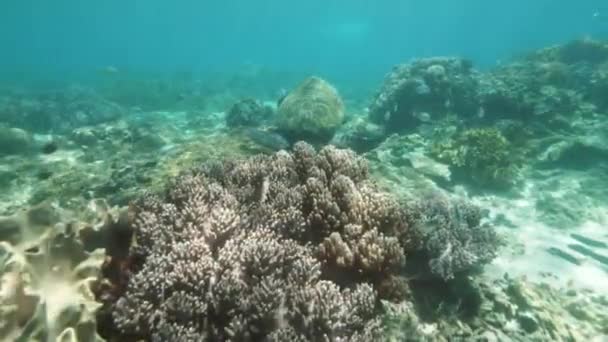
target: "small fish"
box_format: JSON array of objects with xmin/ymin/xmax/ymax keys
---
[{"xmin": 244, "ymin": 128, "xmax": 290, "ymax": 151}]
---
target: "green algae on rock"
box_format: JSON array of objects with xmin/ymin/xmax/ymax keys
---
[{"xmin": 277, "ymin": 76, "xmax": 345, "ymax": 144}]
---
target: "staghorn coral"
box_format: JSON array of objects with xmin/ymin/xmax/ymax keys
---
[{"xmin": 277, "ymin": 77, "xmax": 345, "ymax": 144}]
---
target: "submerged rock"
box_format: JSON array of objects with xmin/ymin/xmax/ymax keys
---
[
  {"xmin": 538, "ymin": 134, "xmax": 608, "ymax": 169},
  {"xmin": 277, "ymin": 76, "xmax": 345, "ymax": 144},
  {"xmin": 0, "ymin": 127, "xmax": 34, "ymax": 156},
  {"xmin": 243, "ymin": 128, "xmax": 290, "ymax": 151},
  {"xmin": 41, "ymin": 140, "xmax": 59, "ymax": 154},
  {"xmin": 369, "ymin": 57, "xmax": 479, "ymax": 132},
  {"xmin": 331, "ymin": 116, "xmax": 386, "ymax": 153},
  {"xmin": 225, "ymin": 98, "xmax": 274, "ymax": 127}
]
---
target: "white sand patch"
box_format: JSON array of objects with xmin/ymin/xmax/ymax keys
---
[{"xmin": 476, "ymin": 178, "xmax": 608, "ymax": 293}]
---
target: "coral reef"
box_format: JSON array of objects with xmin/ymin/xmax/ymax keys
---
[
  {"xmin": 2, "ymin": 36, "xmax": 606, "ymax": 342},
  {"xmin": 369, "ymin": 57, "xmax": 480, "ymax": 132},
  {"xmin": 431, "ymin": 127, "xmax": 524, "ymax": 188},
  {"xmin": 277, "ymin": 77, "xmax": 345, "ymax": 144},
  {"xmin": 407, "ymin": 192, "xmax": 501, "ymax": 280},
  {"xmin": 100, "ymin": 142, "xmax": 407, "ymax": 341},
  {"xmin": 225, "ymin": 98, "xmax": 274, "ymax": 127},
  {"xmin": 97, "ymin": 142, "xmax": 501, "ymax": 341},
  {"xmin": 478, "ymin": 38, "xmax": 608, "ymax": 129},
  {"xmin": 0, "ymin": 85, "xmax": 125, "ymax": 134},
  {"xmin": 478, "ymin": 60, "xmax": 593, "ymax": 128},
  {"xmin": 369, "ymin": 39, "xmax": 608, "ymax": 137},
  {"xmin": 0, "ymin": 202, "xmax": 119, "ymax": 341}
]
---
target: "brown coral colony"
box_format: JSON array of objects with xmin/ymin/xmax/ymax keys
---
[{"xmin": 95, "ymin": 142, "xmax": 497, "ymax": 341}]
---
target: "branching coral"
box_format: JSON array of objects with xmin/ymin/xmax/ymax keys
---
[
  {"xmin": 100, "ymin": 142, "xmax": 500, "ymax": 340},
  {"xmin": 196, "ymin": 143, "xmax": 406, "ymax": 287},
  {"xmin": 407, "ymin": 193, "xmax": 500, "ymax": 280},
  {"xmin": 102, "ymin": 142, "xmax": 409, "ymax": 341}
]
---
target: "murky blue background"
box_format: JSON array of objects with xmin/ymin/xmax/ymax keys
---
[{"xmin": 1, "ymin": 0, "xmax": 606, "ymax": 82}]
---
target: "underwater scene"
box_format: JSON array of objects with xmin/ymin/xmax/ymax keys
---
[{"xmin": 1, "ymin": 1, "xmax": 608, "ymax": 341}]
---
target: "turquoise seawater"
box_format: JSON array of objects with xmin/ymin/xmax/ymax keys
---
[
  {"xmin": 1, "ymin": 1, "xmax": 606, "ymax": 83},
  {"xmin": 1, "ymin": 1, "xmax": 607, "ymax": 341}
]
